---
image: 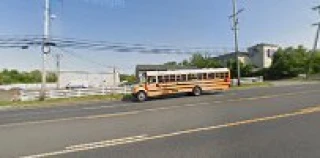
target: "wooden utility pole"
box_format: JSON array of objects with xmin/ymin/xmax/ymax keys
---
[
  {"xmin": 308, "ymin": 5, "xmax": 320, "ymax": 79},
  {"xmin": 55, "ymin": 54, "xmax": 62, "ymax": 89},
  {"xmin": 40, "ymin": 0, "xmax": 51, "ymax": 101},
  {"xmin": 230, "ymin": 0, "xmax": 244, "ymax": 86}
]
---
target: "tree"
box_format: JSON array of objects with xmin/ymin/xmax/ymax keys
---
[
  {"xmin": 120, "ymin": 74, "xmax": 137, "ymax": 84},
  {"xmin": 188, "ymin": 53, "xmax": 222, "ymax": 68},
  {"xmin": 268, "ymin": 46, "xmax": 309, "ymax": 79},
  {"xmin": 227, "ymin": 59, "xmax": 254, "ymax": 78},
  {"xmin": 313, "ymin": 52, "xmax": 320, "ymax": 73},
  {"xmin": 162, "ymin": 53, "xmax": 222, "ymax": 69},
  {"xmin": 163, "ymin": 61, "xmax": 178, "ymax": 66},
  {"xmin": 0, "ymin": 69, "xmax": 57, "ymax": 84}
]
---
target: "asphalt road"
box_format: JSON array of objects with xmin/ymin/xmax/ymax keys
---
[{"xmin": 0, "ymin": 84, "xmax": 319, "ymax": 158}]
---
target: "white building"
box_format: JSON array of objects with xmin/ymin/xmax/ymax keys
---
[
  {"xmin": 214, "ymin": 43, "xmax": 280, "ymax": 69},
  {"xmin": 248, "ymin": 43, "xmax": 279, "ymax": 69},
  {"xmin": 213, "ymin": 52, "xmax": 251, "ymax": 67},
  {"xmin": 59, "ymin": 71, "xmax": 120, "ymax": 89}
]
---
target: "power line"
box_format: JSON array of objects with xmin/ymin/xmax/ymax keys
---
[
  {"xmin": 55, "ymin": 47, "xmax": 114, "ymax": 69},
  {"xmin": 0, "ymin": 35, "xmax": 246, "ymax": 55}
]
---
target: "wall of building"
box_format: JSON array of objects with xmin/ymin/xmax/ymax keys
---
[
  {"xmin": 59, "ymin": 71, "xmax": 120, "ymax": 89},
  {"xmin": 249, "ymin": 46, "xmax": 264, "ymax": 69},
  {"xmin": 263, "ymin": 46, "xmax": 278, "ymax": 68},
  {"xmin": 248, "ymin": 44, "xmax": 279, "ymax": 69}
]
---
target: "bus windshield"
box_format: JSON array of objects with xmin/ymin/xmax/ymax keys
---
[{"xmin": 139, "ymin": 73, "xmax": 147, "ymax": 84}]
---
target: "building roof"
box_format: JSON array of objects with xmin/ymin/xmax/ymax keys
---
[
  {"xmin": 213, "ymin": 52, "xmax": 249, "ymax": 60},
  {"xmin": 250, "ymin": 43, "xmax": 279, "ymax": 48}
]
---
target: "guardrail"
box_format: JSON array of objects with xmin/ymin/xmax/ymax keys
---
[{"xmin": 19, "ymin": 86, "xmax": 132, "ymax": 101}]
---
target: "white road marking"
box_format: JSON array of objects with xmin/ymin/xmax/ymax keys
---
[
  {"xmin": 21, "ymin": 105, "xmax": 320, "ymax": 158},
  {"xmin": 21, "ymin": 135, "xmax": 148, "ymax": 158}
]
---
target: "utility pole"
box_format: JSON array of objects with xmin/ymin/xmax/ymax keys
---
[
  {"xmin": 308, "ymin": 5, "xmax": 320, "ymax": 79},
  {"xmin": 55, "ymin": 54, "xmax": 62, "ymax": 89},
  {"xmin": 112, "ymin": 66, "xmax": 117, "ymax": 94},
  {"xmin": 39, "ymin": 0, "xmax": 51, "ymax": 101},
  {"xmin": 230, "ymin": 0, "xmax": 244, "ymax": 86},
  {"xmin": 113, "ymin": 66, "xmax": 117, "ymax": 87}
]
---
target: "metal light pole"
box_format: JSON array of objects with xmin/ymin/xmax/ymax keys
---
[
  {"xmin": 231, "ymin": 0, "xmax": 243, "ymax": 86},
  {"xmin": 39, "ymin": 0, "xmax": 51, "ymax": 101}
]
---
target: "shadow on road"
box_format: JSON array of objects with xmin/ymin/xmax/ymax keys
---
[{"xmin": 123, "ymin": 91, "xmax": 226, "ymax": 103}]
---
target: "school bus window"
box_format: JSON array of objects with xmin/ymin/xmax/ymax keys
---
[
  {"xmin": 225, "ymin": 73, "xmax": 229, "ymax": 78},
  {"xmin": 176, "ymin": 75, "xmax": 180, "ymax": 81},
  {"xmin": 202, "ymin": 73, "xmax": 208, "ymax": 80},
  {"xmin": 148, "ymin": 76, "xmax": 157, "ymax": 83},
  {"xmin": 197, "ymin": 73, "xmax": 203, "ymax": 80},
  {"xmin": 181, "ymin": 74, "xmax": 187, "ymax": 81},
  {"xmin": 140, "ymin": 73, "xmax": 147, "ymax": 83},
  {"xmin": 208, "ymin": 73, "xmax": 215, "ymax": 79},
  {"xmin": 158, "ymin": 76, "xmax": 163, "ymax": 83},
  {"xmin": 169, "ymin": 75, "xmax": 175, "ymax": 82},
  {"xmin": 220, "ymin": 73, "xmax": 225, "ymax": 79},
  {"xmin": 187, "ymin": 74, "xmax": 192, "ymax": 80},
  {"xmin": 188, "ymin": 74, "xmax": 197, "ymax": 80}
]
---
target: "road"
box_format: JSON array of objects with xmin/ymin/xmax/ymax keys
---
[{"xmin": 0, "ymin": 84, "xmax": 320, "ymax": 158}]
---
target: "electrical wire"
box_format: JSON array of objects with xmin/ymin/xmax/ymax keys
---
[
  {"xmin": 0, "ymin": 35, "xmax": 246, "ymax": 55},
  {"xmin": 55, "ymin": 47, "xmax": 115, "ymax": 69}
]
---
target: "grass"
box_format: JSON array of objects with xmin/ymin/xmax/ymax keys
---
[
  {"xmin": 0, "ymin": 94, "xmax": 134, "ymax": 108},
  {"xmin": 0, "ymin": 82, "xmax": 273, "ymax": 108}
]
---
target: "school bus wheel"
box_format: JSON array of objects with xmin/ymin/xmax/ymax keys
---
[
  {"xmin": 136, "ymin": 91, "xmax": 147, "ymax": 102},
  {"xmin": 192, "ymin": 86, "xmax": 202, "ymax": 96}
]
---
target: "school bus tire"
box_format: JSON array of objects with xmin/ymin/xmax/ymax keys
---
[
  {"xmin": 136, "ymin": 91, "xmax": 147, "ymax": 102},
  {"xmin": 192, "ymin": 86, "xmax": 202, "ymax": 96}
]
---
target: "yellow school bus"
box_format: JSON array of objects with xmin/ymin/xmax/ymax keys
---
[{"xmin": 132, "ymin": 68, "xmax": 231, "ymax": 101}]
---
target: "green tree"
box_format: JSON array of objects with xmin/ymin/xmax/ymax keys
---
[
  {"xmin": 163, "ymin": 61, "xmax": 178, "ymax": 66},
  {"xmin": 188, "ymin": 53, "xmax": 222, "ymax": 68},
  {"xmin": 120, "ymin": 74, "xmax": 137, "ymax": 84},
  {"xmin": 47, "ymin": 72, "xmax": 57, "ymax": 83},
  {"xmin": 227, "ymin": 59, "xmax": 254, "ymax": 78},
  {"xmin": 0, "ymin": 69, "xmax": 57, "ymax": 84},
  {"xmin": 313, "ymin": 52, "xmax": 320, "ymax": 73},
  {"xmin": 268, "ymin": 46, "xmax": 309, "ymax": 79}
]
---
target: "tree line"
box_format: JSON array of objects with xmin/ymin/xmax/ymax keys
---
[
  {"xmin": 0, "ymin": 69, "xmax": 57, "ymax": 85},
  {"xmin": 2, "ymin": 45, "xmax": 319, "ymax": 85},
  {"xmin": 163, "ymin": 46, "xmax": 320, "ymax": 80}
]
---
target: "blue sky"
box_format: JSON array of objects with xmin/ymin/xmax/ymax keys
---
[{"xmin": 0, "ymin": 0, "xmax": 319, "ymax": 74}]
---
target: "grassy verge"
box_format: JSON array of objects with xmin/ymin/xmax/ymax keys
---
[
  {"xmin": 0, "ymin": 94, "xmax": 134, "ymax": 108},
  {"xmin": 231, "ymin": 82, "xmax": 272, "ymax": 90},
  {"xmin": 0, "ymin": 82, "xmax": 274, "ymax": 108}
]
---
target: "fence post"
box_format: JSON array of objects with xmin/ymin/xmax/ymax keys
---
[
  {"xmin": 102, "ymin": 86, "xmax": 106, "ymax": 95},
  {"xmin": 77, "ymin": 89, "xmax": 81, "ymax": 97}
]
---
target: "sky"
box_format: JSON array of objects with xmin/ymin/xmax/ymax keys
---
[{"xmin": 0, "ymin": 0, "xmax": 319, "ymax": 74}]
